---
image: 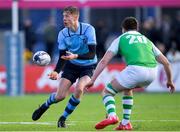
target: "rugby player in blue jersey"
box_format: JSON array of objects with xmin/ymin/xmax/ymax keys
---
[{"xmin": 32, "ymin": 6, "xmax": 97, "ymax": 128}]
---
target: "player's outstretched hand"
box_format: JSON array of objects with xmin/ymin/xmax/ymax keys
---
[
  {"xmin": 166, "ymin": 80, "xmax": 175, "ymax": 93},
  {"xmin": 48, "ymin": 71, "xmax": 58, "ymax": 80},
  {"xmin": 61, "ymin": 51, "xmax": 78, "ymax": 60}
]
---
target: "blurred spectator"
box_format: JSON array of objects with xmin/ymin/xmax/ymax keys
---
[
  {"xmin": 95, "ymin": 20, "xmax": 109, "ymax": 58},
  {"xmin": 141, "ymin": 17, "xmax": 162, "ymax": 45},
  {"xmin": 104, "ymin": 34, "xmax": 118, "ymax": 51},
  {"xmin": 23, "ymin": 19, "xmax": 37, "ymax": 51},
  {"xmin": 23, "ymin": 19, "xmax": 37, "ymax": 63},
  {"xmin": 156, "ymin": 42, "xmax": 166, "ymax": 54},
  {"xmin": 104, "ymin": 33, "xmax": 122, "ymax": 62},
  {"xmin": 166, "ymin": 41, "xmax": 180, "ymax": 62},
  {"xmin": 160, "ymin": 14, "xmax": 171, "ymax": 53},
  {"xmin": 43, "ymin": 17, "xmax": 57, "ymax": 58},
  {"xmin": 171, "ymin": 11, "xmax": 180, "ymax": 51}
]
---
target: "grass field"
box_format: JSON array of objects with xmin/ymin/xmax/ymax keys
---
[{"xmin": 0, "ymin": 93, "xmax": 180, "ymax": 131}]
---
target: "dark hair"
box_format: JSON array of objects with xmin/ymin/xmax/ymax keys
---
[
  {"xmin": 121, "ymin": 17, "xmax": 138, "ymax": 31},
  {"xmin": 63, "ymin": 6, "xmax": 79, "ymax": 16}
]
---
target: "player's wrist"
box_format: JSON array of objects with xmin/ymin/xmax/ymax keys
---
[{"xmin": 91, "ymin": 78, "xmax": 96, "ymax": 83}]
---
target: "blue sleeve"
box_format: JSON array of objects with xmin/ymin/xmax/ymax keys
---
[
  {"xmin": 57, "ymin": 31, "xmax": 66, "ymax": 50},
  {"xmin": 85, "ymin": 26, "xmax": 97, "ymax": 45}
]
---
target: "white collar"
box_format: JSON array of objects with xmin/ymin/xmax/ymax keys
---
[{"xmin": 126, "ymin": 30, "xmax": 140, "ymax": 34}]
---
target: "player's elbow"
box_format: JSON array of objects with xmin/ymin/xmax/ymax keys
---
[
  {"xmin": 164, "ymin": 60, "xmax": 170, "ymax": 67},
  {"xmin": 161, "ymin": 58, "xmax": 170, "ymax": 68},
  {"xmin": 157, "ymin": 54, "xmax": 170, "ymax": 66}
]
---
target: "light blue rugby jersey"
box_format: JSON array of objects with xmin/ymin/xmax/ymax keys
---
[{"xmin": 57, "ymin": 22, "xmax": 97, "ymax": 66}]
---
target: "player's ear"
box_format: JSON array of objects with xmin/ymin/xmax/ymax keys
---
[
  {"xmin": 122, "ymin": 28, "xmax": 125, "ymax": 33},
  {"xmin": 74, "ymin": 14, "xmax": 79, "ymax": 20}
]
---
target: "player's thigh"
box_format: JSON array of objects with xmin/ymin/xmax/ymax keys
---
[
  {"xmin": 61, "ymin": 62, "xmax": 79, "ymax": 84},
  {"xmin": 74, "ymin": 65, "xmax": 94, "ymax": 94},
  {"xmin": 110, "ymin": 78, "xmax": 128, "ymax": 92},
  {"xmin": 75, "ymin": 75, "xmax": 91, "ymax": 91},
  {"xmin": 75, "ymin": 64, "xmax": 95, "ymax": 91}
]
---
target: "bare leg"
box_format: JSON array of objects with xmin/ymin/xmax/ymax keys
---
[{"xmin": 58, "ymin": 75, "xmax": 91, "ymax": 127}]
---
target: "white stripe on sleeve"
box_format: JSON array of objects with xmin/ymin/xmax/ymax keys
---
[
  {"xmin": 107, "ymin": 36, "xmax": 120, "ymax": 55},
  {"xmin": 151, "ymin": 43, "xmax": 162, "ymax": 57}
]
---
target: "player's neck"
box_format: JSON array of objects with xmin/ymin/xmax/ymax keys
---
[{"xmin": 70, "ymin": 21, "xmax": 79, "ymax": 32}]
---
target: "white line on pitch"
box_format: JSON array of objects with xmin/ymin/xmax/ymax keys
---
[
  {"xmin": 132, "ymin": 120, "xmax": 180, "ymax": 122},
  {"xmin": 0, "ymin": 119, "xmax": 180, "ymax": 125},
  {"xmin": 0, "ymin": 122, "xmax": 75, "ymax": 126}
]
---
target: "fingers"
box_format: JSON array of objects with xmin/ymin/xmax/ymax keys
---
[
  {"xmin": 170, "ymin": 88, "xmax": 174, "ymax": 93},
  {"xmin": 170, "ymin": 85, "xmax": 175, "ymax": 93},
  {"xmin": 85, "ymin": 85, "xmax": 91, "ymax": 89},
  {"xmin": 61, "ymin": 55, "xmax": 67, "ymax": 59},
  {"xmin": 85, "ymin": 85, "xmax": 92, "ymax": 92},
  {"xmin": 49, "ymin": 76, "xmax": 57, "ymax": 80},
  {"xmin": 85, "ymin": 83, "xmax": 93, "ymax": 89},
  {"xmin": 66, "ymin": 51, "xmax": 72, "ymax": 55},
  {"xmin": 48, "ymin": 73, "xmax": 58, "ymax": 80},
  {"xmin": 61, "ymin": 51, "xmax": 77, "ymax": 60},
  {"xmin": 61, "ymin": 55, "xmax": 70, "ymax": 60},
  {"xmin": 84, "ymin": 87, "xmax": 88, "ymax": 93},
  {"xmin": 167, "ymin": 83, "xmax": 175, "ymax": 93}
]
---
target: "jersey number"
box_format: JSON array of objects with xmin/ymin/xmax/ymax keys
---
[{"xmin": 126, "ymin": 35, "xmax": 147, "ymax": 44}]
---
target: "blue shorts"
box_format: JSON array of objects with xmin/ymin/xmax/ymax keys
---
[{"xmin": 61, "ymin": 61, "xmax": 96, "ymax": 84}]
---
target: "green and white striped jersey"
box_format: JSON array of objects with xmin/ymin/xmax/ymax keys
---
[{"xmin": 108, "ymin": 31, "xmax": 162, "ymax": 67}]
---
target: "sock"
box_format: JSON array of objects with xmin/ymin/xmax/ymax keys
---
[
  {"xmin": 44, "ymin": 92, "xmax": 57, "ymax": 108},
  {"xmin": 122, "ymin": 95, "xmax": 133, "ymax": 125},
  {"xmin": 106, "ymin": 83, "xmax": 118, "ymax": 96},
  {"xmin": 103, "ymin": 94, "xmax": 116, "ymax": 117},
  {"xmin": 61, "ymin": 95, "xmax": 80, "ymax": 119}
]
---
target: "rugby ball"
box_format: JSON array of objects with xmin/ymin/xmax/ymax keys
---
[{"xmin": 33, "ymin": 51, "xmax": 51, "ymax": 66}]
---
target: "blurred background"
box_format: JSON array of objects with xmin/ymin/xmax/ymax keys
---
[{"xmin": 0, "ymin": 0, "xmax": 180, "ymax": 95}]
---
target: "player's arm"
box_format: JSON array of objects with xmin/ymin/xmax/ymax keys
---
[
  {"xmin": 48, "ymin": 31, "xmax": 67, "ymax": 80},
  {"xmin": 91, "ymin": 51, "xmax": 115, "ymax": 82},
  {"xmin": 61, "ymin": 45, "xmax": 96, "ymax": 60},
  {"xmin": 48, "ymin": 50, "xmax": 67, "ymax": 80},
  {"xmin": 86, "ymin": 37, "xmax": 120, "ymax": 88},
  {"xmin": 77, "ymin": 44, "xmax": 96, "ymax": 59},
  {"xmin": 54, "ymin": 50, "xmax": 67, "ymax": 73},
  {"xmin": 152, "ymin": 44, "xmax": 175, "ymax": 93}
]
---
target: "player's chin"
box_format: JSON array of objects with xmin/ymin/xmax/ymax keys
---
[{"xmin": 64, "ymin": 23, "xmax": 68, "ymax": 27}]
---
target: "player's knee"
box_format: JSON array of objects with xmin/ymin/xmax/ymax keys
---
[
  {"xmin": 123, "ymin": 89, "xmax": 133, "ymax": 96},
  {"xmin": 55, "ymin": 94, "xmax": 66, "ymax": 101},
  {"xmin": 102, "ymin": 88, "xmax": 113, "ymax": 96},
  {"xmin": 75, "ymin": 87, "xmax": 83, "ymax": 94},
  {"xmin": 74, "ymin": 87, "xmax": 84, "ymax": 99},
  {"xmin": 105, "ymin": 83, "xmax": 118, "ymax": 96}
]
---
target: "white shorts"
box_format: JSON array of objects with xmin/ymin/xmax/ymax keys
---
[{"xmin": 115, "ymin": 65, "xmax": 157, "ymax": 89}]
